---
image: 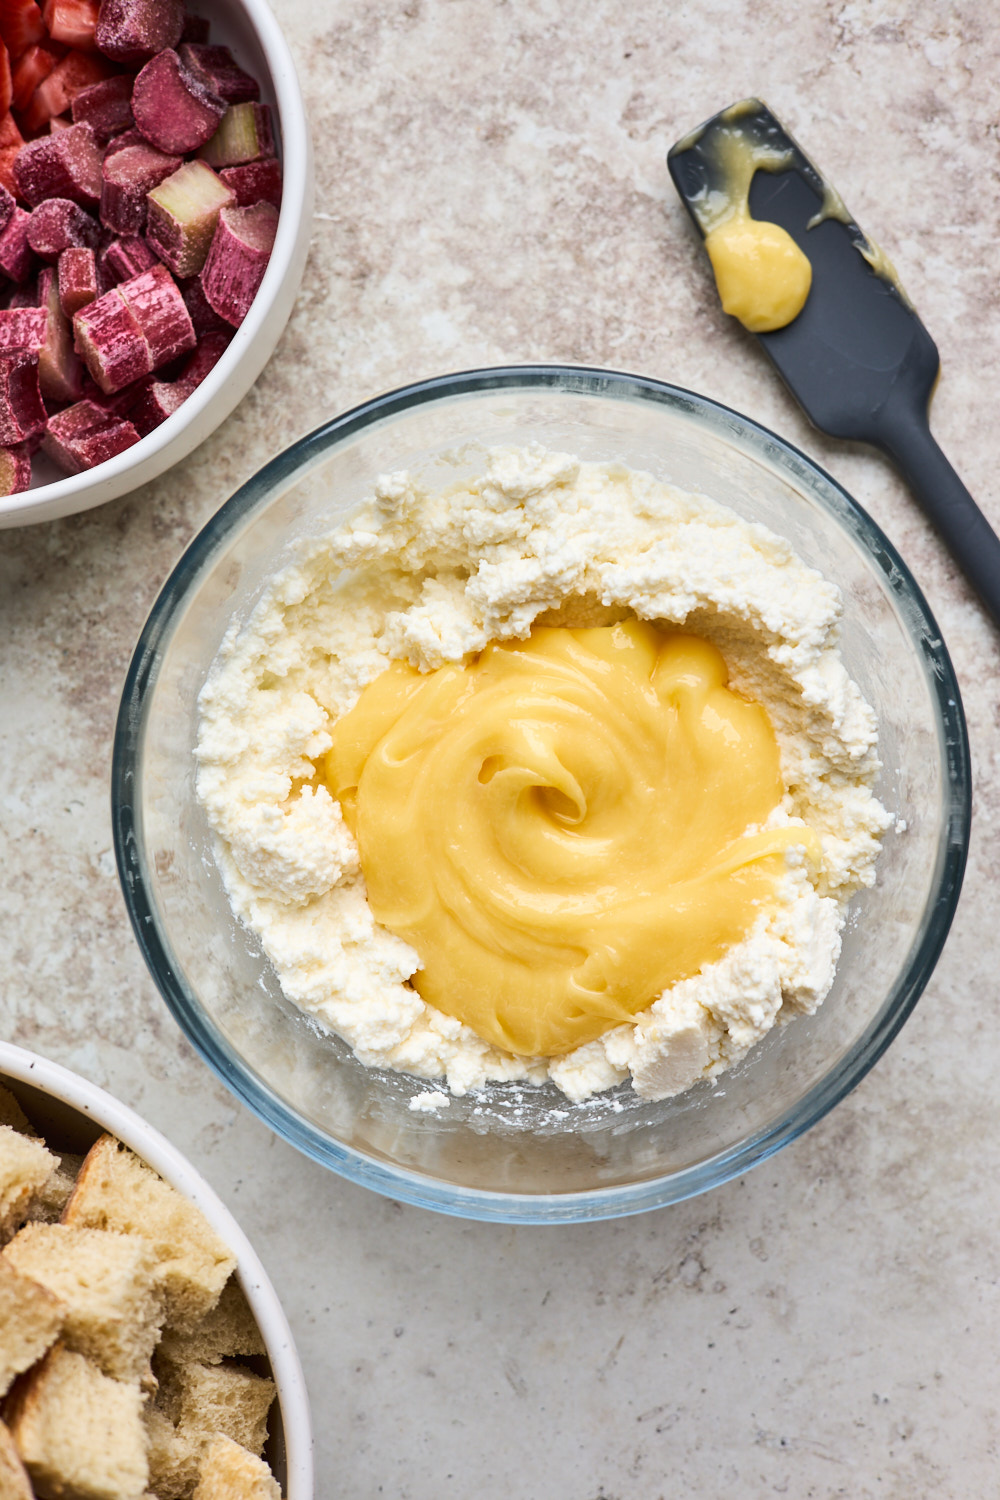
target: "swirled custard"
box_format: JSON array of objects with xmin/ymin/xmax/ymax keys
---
[{"xmin": 196, "ymin": 446, "xmax": 890, "ymax": 1103}]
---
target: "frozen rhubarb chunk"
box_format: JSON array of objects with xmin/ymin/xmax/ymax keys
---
[
  {"xmin": 145, "ymin": 157, "xmax": 232, "ymax": 276},
  {"xmin": 219, "ymin": 158, "xmax": 281, "ymax": 210},
  {"xmin": 178, "ymin": 270, "xmax": 227, "ymax": 334},
  {"xmin": 72, "ymin": 284, "xmax": 151, "ymax": 390},
  {"xmin": 37, "ymin": 263, "xmax": 83, "ymax": 401},
  {"xmin": 116, "ymin": 260, "xmax": 193, "ymax": 365},
  {"xmin": 0, "ymin": 352, "xmax": 45, "ymax": 442},
  {"xmin": 178, "ymin": 43, "xmax": 259, "ymax": 105},
  {"xmin": 57, "ymin": 243, "xmax": 97, "ymax": 314},
  {"xmin": 200, "ymin": 201, "xmax": 276, "ymax": 327},
  {"xmin": 94, "ymin": 0, "xmax": 182, "ymax": 65},
  {"xmin": 0, "ymin": 178, "xmax": 13, "ymax": 230},
  {"xmin": 0, "ymin": 441, "xmax": 31, "ymax": 491},
  {"xmin": 70, "ymin": 73, "xmax": 132, "ymax": 141},
  {"xmin": 42, "ymin": 395, "xmax": 139, "ymax": 470},
  {"xmin": 132, "ymin": 47, "xmax": 224, "ymax": 154},
  {"xmin": 42, "ymin": 0, "xmax": 100, "ymax": 49},
  {"xmin": 129, "ymin": 326, "xmax": 227, "ymax": 434},
  {"xmin": 0, "ymin": 0, "xmax": 45, "ymax": 57},
  {"xmin": 199, "ymin": 102, "xmax": 274, "ymax": 169},
  {"xmin": 14, "ymin": 124, "xmax": 102, "ymax": 208},
  {"xmin": 100, "ymin": 140, "xmax": 180, "ymax": 233},
  {"xmin": 27, "ymin": 197, "xmax": 100, "ymax": 260},
  {"xmin": 179, "ymin": 11, "xmax": 207, "ymax": 44},
  {"xmin": 99, "ymin": 231, "xmax": 155, "ymax": 283},
  {"xmin": 0, "ymin": 306, "xmax": 45, "ymax": 350},
  {"xmin": 22, "ymin": 49, "xmax": 117, "ymax": 133},
  {"xmin": 0, "ymin": 206, "xmax": 35, "ymax": 282}
]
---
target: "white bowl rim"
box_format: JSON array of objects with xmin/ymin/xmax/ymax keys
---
[
  {"xmin": 0, "ymin": 0, "xmax": 312, "ymax": 529},
  {"xmin": 0, "ymin": 1038, "xmax": 314, "ymax": 1499}
]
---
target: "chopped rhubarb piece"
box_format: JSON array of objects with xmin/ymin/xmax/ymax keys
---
[
  {"xmin": 99, "ymin": 138, "xmax": 178, "ymax": 232},
  {"xmin": 37, "ymin": 263, "xmax": 81, "ymax": 399},
  {"xmin": 219, "ymin": 157, "xmax": 281, "ymax": 210},
  {"xmin": 199, "ymin": 102, "xmax": 273, "ymax": 168},
  {"xmin": 127, "ymin": 372, "xmax": 179, "ymax": 433},
  {"xmin": 0, "ymin": 440, "xmax": 31, "ymax": 490},
  {"xmin": 178, "ymin": 43, "xmax": 258, "ymax": 105},
  {"xmin": 131, "ymin": 46, "xmax": 223, "ymax": 153},
  {"xmin": 13, "ymin": 122, "xmax": 101, "ymax": 206},
  {"xmin": 0, "ymin": 176, "xmax": 13, "ymax": 226},
  {"xmin": 57, "ymin": 242, "xmax": 95, "ymax": 312},
  {"xmin": 70, "ymin": 71, "xmax": 130, "ymax": 139},
  {"xmin": 0, "ymin": 0, "xmax": 44, "ymax": 57},
  {"xmin": 0, "ymin": 351, "xmax": 44, "ymax": 441},
  {"xmin": 27, "ymin": 195, "xmax": 99, "ymax": 258},
  {"xmin": 145, "ymin": 156, "xmax": 231, "ymax": 275},
  {"xmin": 116, "ymin": 259, "xmax": 192, "ymax": 365},
  {"xmin": 42, "ymin": 0, "xmax": 99, "ymax": 48},
  {"xmin": 200, "ymin": 201, "xmax": 276, "ymax": 327},
  {"xmin": 79, "ymin": 368, "xmax": 145, "ymax": 410},
  {"xmin": 94, "ymin": 0, "xmax": 181, "ymax": 64},
  {"xmin": 72, "ymin": 282, "xmax": 150, "ymax": 389},
  {"xmin": 42, "ymin": 394, "xmax": 138, "ymax": 469},
  {"xmin": 0, "ymin": 204, "xmax": 34, "ymax": 279},
  {"xmin": 176, "ymin": 324, "xmax": 226, "ymax": 384},
  {"xmin": 101, "ymin": 122, "xmax": 142, "ymax": 156},
  {"xmin": 178, "ymin": 270, "xmax": 226, "ymax": 334},
  {"xmin": 179, "ymin": 11, "xmax": 207, "ymax": 44},
  {"xmin": 99, "ymin": 229, "xmax": 153, "ymax": 281},
  {"xmin": 11, "ymin": 41, "xmax": 59, "ymax": 111},
  {"xmin": 20, "ymin": 46, "xmax": 115, "ymax": 131},
  {"xmin": 0, "ymin": 111, "xmax": 22, "ymax": 197},
  {"xmin": 0, "ymin": 304, "xmax": 44, "ymax": 347}
]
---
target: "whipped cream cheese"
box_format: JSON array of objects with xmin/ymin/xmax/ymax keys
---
[{"xmin": 195, "ymin": 446, "xmax": 891, "ymax": 1103}]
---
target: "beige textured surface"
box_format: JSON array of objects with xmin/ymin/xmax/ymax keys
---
[{"xmin": 1, "ymin": 2, "xmax": 998, "ymax": 1496}]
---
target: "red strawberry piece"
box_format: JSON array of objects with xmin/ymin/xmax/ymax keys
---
[
  {"xmin": 20, "ymin": 46, "xmax": 115, "ymax": 130},
  {"xmin": 116, "ymin": 258, "xmax": 192, "ymax": 366},
  {"xmin": 42, "ymin": 0, "xmax": 99, "ymax": 50},
  {"xmin": 0, "ymin": 204, "xmax": 35, "ymax": 278},
  {"xmin": 0, "ymin": 350, "xmax": 45, "ymax": 441},
  {"xmin": 0, "ymin": 0, "xmax": 45, "ymax": 59},
  {"xmin": 0, "ymin": 110, "xmax": 22, "ymax": 195},
  {"xmin": 218, "ymin": 158, "xmax": 281, "ymax": 210},
  {"xmin": 14, "ymin": 121, "xmax": 101, "ymax": 206},
  {"xmin": 27, "ymin": 194, "xmax": 99, "ymax": 258},
  {"xmin": 11, "ymin": 41, "xmax": 60, "ymax": 112},
  {"xmin": 0, "ymin": 440, "xmax": 31, "ymax": 490},
  {"xmin": 131, "ymin": 46, "xmax": 224, "ymax": 154},
  {"xmin": 99, "ymin": 139, "xmax": 178, "ymax": 232},
  {"xmin": 0, "ymin": 43, "xmax": 11, "ymax": 117},
  {"xmin": 94, "ymin": 0, "xmax": 182, "ymax": 65},
  {"xmin": 199, "ymin": 201, "xmax": 276, "ymax": 328},
  {"xmin": 178, "ymin": 43, "xmax": 258, "ymax": 105},
  {"xmin": 57, "ymin": 241, "xmax": 96, "ymax": 313},
  {"xmin": 69, "ymin": 71, "xmax": 130, "ymax": 140},
  {"xmin": 72, "ymin": 281, "xmax": 150, "ymax": 389}
]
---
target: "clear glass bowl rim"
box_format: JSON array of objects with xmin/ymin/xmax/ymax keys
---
[{"xmin": 112, "ymin": 364, "xmax": 971, "ymax": 1224}]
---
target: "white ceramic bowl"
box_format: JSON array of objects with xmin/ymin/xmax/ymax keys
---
[
  {"xmin": 0, "ymin": 0, "xmax": 313, "ymax": 530},
  {"xmin": 0, "ymin": 1039, "xmax": 314, "ymax": 1498}
]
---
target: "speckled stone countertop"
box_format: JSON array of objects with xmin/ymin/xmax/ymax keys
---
[{"xmin": 2, "ymin": 3, "xmax": 998, "ymax": 1495}]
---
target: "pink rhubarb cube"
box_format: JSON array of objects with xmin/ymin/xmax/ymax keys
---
[
  {"xmin": 0, "ymin": 353, "xmax": 47, "ymax": 444},
  {"xmin": 58, "ymin": 245, "xmax": 99, "ymax": 317},
  {"xmin": 116, "ymin": 260, "xmax": 194, "ymax": 366},
  {"xmin": 100, "ymin": 140, "xmax": 180, "ymax": 234},
  {"xmin": 200, "ymin": 201, "xmax": 277, "ymax": 328},
  {"xmin": 0, "ymin": 208, "xmax": 38, "ymax": 284},
  {"xmin": 42, "ymin": 396, "xmax": 140, "ymax": 471},
  {"xmin": 72, "ymin": 285, "xmax": 152, "ymax": 392},
  {"xmin": 27, "ymin": 197, "xmax": 101, "ymax": 261},
  {"xmin": 13, "ymin": 123, "xmax": 102, "ymax": 208},
  {"xmin": 131, "ymin": 46, "xmax": 225, "ymax": 155}
]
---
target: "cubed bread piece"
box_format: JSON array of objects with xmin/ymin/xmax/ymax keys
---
[
  {"xmin": 0, "ymin": 1258, "xmax": 63, "ymax": 1396},
  {"xmin": 145, "ymin": 1406, "xmax": 202, "ymax": 1500},
  {"xmin": 157, "ymin": 1279, "xmax": 265, "ymax": 1367},
  {"xmin": 6, "ymin": 1344, "xmax": 148, "ymax": 1500},
  {"xmin": 0, "ymin": 1125, "xmax": 57, "ymax": 1243},
  {"xmin": 192, "ymin": 1436, "xmax": 279, "ymax": 1500},
  {"xmin": 0, "ymin": 1419, "xmax": 33, "ymax": 1500},
  {"xmin": 0, "ymin": 1084, "xmax": 34, "ymax": 1136},
  {"xmin": 32, "ymin": 1153, "xmax": 85, "ymax": 1224},
  {"xmin": 155, "ymin": 1361, "xmax": 274, "ymax": 1459},
  {"xmin": 62, "ymin": 1136, "xmax": 235, "ymax": 1330},
  {"xmin": 4, "ymin": 1223, "xmax": 164, "ymax": 1384}
]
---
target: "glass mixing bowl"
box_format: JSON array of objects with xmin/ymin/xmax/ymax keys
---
[{"xmin": 112, "ymin": 366, "xmax": 970, "ymax": 1223}]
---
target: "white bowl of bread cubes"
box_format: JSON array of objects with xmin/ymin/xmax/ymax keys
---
[{"xmin": 0, "ymin": 1040, "xmax": 312, "ymax": 1500}]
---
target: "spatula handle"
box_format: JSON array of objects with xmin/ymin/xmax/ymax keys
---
[{"xmin": 875, "ymin": 406, "xmax": 1000, "ymax": 629}]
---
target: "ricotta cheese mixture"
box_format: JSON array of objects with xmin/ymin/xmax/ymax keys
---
[{"xmin": 196, "ymin": 445, "xmax": 891, "ymax": 1104}]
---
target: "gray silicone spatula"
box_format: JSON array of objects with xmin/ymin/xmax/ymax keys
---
[{"xmin": 667, "ymin": 98, "xmax": 1000, "ymax": 626}]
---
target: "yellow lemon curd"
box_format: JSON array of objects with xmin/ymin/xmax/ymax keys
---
[{"xmin": 323, "ymin": 621, "xmax": 819, "ymax": 1059}]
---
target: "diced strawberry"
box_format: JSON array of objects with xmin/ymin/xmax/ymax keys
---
[
  {"xmin": 0, "ymin": 110, "xmax": 24, "ymax": 194},
  {"xmin": 199, "ymin": 201, "xmax": 276, "ymax": 328},
  {"xmin": 0, "ymin": 0, "xmax": 45, "ymax": 59},
  {"xmin": 19, "ymin": 46, "xmax": 114, "ymax": 130},
  {"xmin": 0, "ymin": 44, "xmax": 11, "ymax": 118},
  {"xmin": 69, "ymin": 70, "xmax": 130, "ymax": 140},
  {"xmin": 131, "ymin": 46, "xmax": 223, "ymax": 154},
  {"xmin": 11, "ymin": 41, "xmax": 60, "ymax": 112},
  {"xmin": 94, "ymin": 0, "xmax": 182, "ymax": 65},
  {"xmin": 42, "ymin": 0, "xmax": 99, "ymax": 52}
]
